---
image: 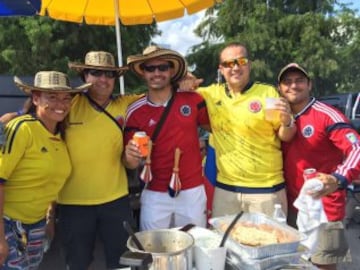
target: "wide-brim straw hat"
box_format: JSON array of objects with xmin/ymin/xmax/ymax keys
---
[
  {"xmin": 127, "ymin": 45, "xmax": 187, "ymax": 82},
  {"xmin": 68, "ymin": 51, "xmax": 128, "ymax": 77},
  {"xmin": 14, "ymin": 71, "xmax": 92, "ymax": 95}
]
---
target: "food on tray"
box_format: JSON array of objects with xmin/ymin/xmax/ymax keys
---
[{"xmin": 219, "ymin": 221, "xmax": 295, "ymax": 246}]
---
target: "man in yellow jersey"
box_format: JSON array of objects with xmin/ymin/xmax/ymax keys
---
[
  {"xmin": 57, "ymin": 51, "xmax": 139, "ymax": 270},
  {"xmin": 184, "ymin": 42, "xmax": 296, "ymax": 218}
]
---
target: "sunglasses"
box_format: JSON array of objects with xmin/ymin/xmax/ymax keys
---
[
  {"xmin": 220, "ymin": 57, "xmax": 249, "ymax": 68},
  {"xmin": 87, "ymin": 69, "xmax": 117, "ymax": 78},
  {"xmin": 141, "ymin": 64, "xmax": 171, "ymax": 72}
]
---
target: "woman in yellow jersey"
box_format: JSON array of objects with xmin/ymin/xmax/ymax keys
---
[{"xmin": 0, "ymin": 71, "xmax": 90, "ymax": 270}]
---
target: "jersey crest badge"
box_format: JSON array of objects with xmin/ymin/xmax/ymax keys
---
[
  {"xmin": 148, "ymin": 119, "xmax": 157, "ymax": 127},
  {"xmin": 248, "ymin": 100, "xmax": 262, "ymax": 113},
  {"xmin": 302, "ymin": 125, "xmax": 314, "ymax": 138},
  {"xmin": 116, "ymin": 115, "xmax": 124, "ymax": 127},
  {"xmin": 345, "ymin": 132, "xmax": 358, "ymax": 144},
  {"xmin": 180, "ymin": 105, "xmax": 191, "ymax": 116}
]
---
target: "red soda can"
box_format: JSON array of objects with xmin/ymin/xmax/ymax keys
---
[{"xmin": 303, "ymin": 168, "xmax": 317, "ymax": 181}]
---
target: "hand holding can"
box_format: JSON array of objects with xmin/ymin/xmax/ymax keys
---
[{"xmin": 133, "ymin": 131, "xmax": 150, "ymax": 157}]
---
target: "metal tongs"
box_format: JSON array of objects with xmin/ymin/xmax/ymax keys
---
[
  {"xmin": 219, "ymin": 211, "xmax": 244, "ymax": 247},
  {"xmin": 123, "ymin": 221, "xmax": 145, "ymax": 251}
]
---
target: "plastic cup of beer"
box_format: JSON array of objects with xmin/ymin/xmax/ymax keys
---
[
  {"xmin": 265, "ymin": 97, "xmax": 281, "ymax": 121},
  {"xmin": 133, "ymin": 131, "xmax": 149, "ymax": 157}
]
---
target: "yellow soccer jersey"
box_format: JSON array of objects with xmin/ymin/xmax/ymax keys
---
[
  {"xmin": 198, "ymin": 82, "xmax": 284, "ymax": 188},
  {"xmin": 0, "ymin": 115, "xmax": 71, "ymax": 223},
  {"xmin": 58, "ymin": 94, "xmax": 139, "ymax": 205}
]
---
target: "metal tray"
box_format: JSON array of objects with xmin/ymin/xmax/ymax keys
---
[
  {"xmin": 209, "ymin": 212, "xmax": 306, "ymax": 259},
  {"xmin": 225, "ymin": 250, "xmax": 317, "ymax": 270}
]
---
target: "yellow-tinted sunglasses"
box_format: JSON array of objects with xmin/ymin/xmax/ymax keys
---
[{"xmin": 220, "ymin": 57, "xmax": 249, "ymax": 68}]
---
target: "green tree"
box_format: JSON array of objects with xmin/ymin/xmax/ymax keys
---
[
  {"xmin": 0, "ymin": 16, "xmax": 158, "ymax": 93},
  {"xmin": 187, "ymin": 0, "xmax": 360, "ymax": 96}
]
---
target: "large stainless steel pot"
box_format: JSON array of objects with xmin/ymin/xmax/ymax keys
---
[{"xmin": 126, "ymin": 229, "xmax": 194, "ymax": 270}]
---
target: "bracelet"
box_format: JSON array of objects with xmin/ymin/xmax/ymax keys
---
[{"xmin": 282, "ymin": 117, "xmax": 295, "ymax": 128}]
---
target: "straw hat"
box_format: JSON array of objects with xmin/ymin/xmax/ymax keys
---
[
  {"xmin": 127, "ymin": 45, "xmax": 187, "ymax": 82},
  {"xmin": 68, "ymin": 51, "xmax": 128, "ymax": 77},
  {"xmin": 14, "ymin": 71, "xmax": 91, "ymax": 95}
]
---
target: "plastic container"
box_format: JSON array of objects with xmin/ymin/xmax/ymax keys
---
[
  {"xmin": 273, "ymin": 204, "xmax": 287, "ymax": 224},
  {"xmin": 188, "ymin": 226, "xmax": 227, "ymax": 270}
]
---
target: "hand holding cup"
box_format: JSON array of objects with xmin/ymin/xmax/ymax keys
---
[{"xmin": 265, "ymin": 97, "xmax": 293, "ymax": 126}]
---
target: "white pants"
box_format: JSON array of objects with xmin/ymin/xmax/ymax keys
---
[{"xmin": 139, "ymin": 185, "xmax": 207, "ymax": 231}]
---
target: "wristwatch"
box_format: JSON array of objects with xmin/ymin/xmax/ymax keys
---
[
  {"xmin": 336, "ymin": 178, "xmax": 342, "ymax": 188},
  {"xmin": 333, "ymin": 174, "xmax": 347, "ymax": 190}
]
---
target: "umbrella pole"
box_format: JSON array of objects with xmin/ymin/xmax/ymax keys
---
[{"xmin": 114, "ymin": 0, "xmax": 125, "ymax": 95}]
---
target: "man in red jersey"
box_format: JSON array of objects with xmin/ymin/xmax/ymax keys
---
[
  {"xmin": 279, "ymin": 63, "xmax": 360, "ymax": 270},
  {"xmin": 123, "ymin": 46, "xmax": 210, "ymax": 231}
]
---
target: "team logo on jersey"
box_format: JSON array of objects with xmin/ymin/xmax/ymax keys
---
[
  {"xmin": 248, "ymin": 100, "xmax": 262, "ymax": 113},
  {"xmin": 180, "ymin": 105, "xmax": 191, "ymax": 116},
  {"xmin": 41, "ymin": 147, "xmax": 48, "ymax": 153},
  {"xmin": 215, "ymin": 100, "xmax": 222, "ymax": 106},
  {"xmin": 302, "ymin": 125, "xmax": 314, "ymax": 138},
  {"xmin": 148, "ymin": 119, "xmax": 157, "ymax": 127},
  {"xmin": 116, "ymin": 115, "xmax": 124, "ymax": 127},
  {"xmin": 345, "ymin": 132, "xmax": 358, "ymax": 144}
]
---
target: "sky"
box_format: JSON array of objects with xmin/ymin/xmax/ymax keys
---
[
  {"xmin": 152, "ymin": 1, "xmax": 360, "ymax": 57},
  {"xmin": 339, "ymin": 0, "xmax": 360, "ymax": 9},
  {"xmin": 152, "ymin": 10, "xmax": 206, "ymax": 56}
]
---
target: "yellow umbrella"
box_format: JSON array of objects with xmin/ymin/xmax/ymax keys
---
[{"xmin": 40, "ymin": 0, "xmax": 221, "ymax": 94}]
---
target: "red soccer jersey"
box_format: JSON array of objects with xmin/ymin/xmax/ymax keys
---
[
  {"xmin": 124, "ymin": 91, "xmax": 209, "ymax": 192},
  {"xmin": 282, "ymin": 98, "xmax": 360, "ymax": 221}
]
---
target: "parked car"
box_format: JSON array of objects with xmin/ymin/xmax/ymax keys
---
[
  {"xmin": 0, "ymin": 75, "xmax": 28, "ymax": 115},
  {"xmin": 317, "ymin": 93, "xmax": 360, "ymax": 133}
]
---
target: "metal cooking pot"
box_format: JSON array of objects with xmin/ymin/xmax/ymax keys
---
[{"xmin": 126, "ymin": 229, "xmax": 194, "ymax": 270}]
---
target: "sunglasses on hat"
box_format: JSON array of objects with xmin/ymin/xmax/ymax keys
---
[
  {"xmin": 220, "ymin": 57, "xmax": 249, "ymax": 68},
  {"xmin": 141, "ymin": 64, "xmax": 172, "ymax": 73},
  {"xmin": 86, "ymin": 69, "xmax": 117, "ymax": 78}
]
